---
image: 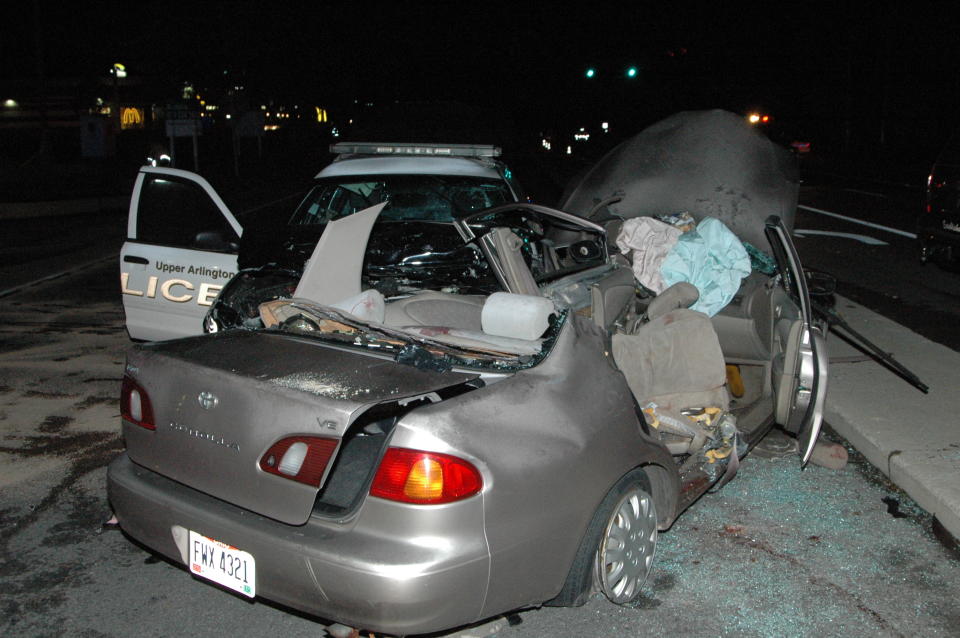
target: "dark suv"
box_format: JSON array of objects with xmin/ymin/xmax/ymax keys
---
[{"xmin": 920, "ymin": 132, "xmax": 960, "ymax": 268}]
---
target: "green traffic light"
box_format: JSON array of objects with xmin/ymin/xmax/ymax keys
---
[
  {"xmin": 626, "ymin": 66, "xmax": 638, "ymax": 78},
  {"xmin": 586, "ymin": 68, "xmax": 596, "ymax": 78}
]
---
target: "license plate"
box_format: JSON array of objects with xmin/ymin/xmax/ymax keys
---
[{"xmin": 188, "ymin": 530, "xmax": 256, "ymax": 598}]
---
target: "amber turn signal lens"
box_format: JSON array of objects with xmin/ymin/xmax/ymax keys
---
[
  {"xmin": 371, "ymin": 448, "xmax": 482, "ymax": 504},
  {"xmin": 403, "ymin": 458, "xmax": 444, "ymax": 500}
]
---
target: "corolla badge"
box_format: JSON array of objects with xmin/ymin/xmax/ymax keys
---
[
  {"xmin": 198, "ymin": 391, "xmax": 219, "ymax": 410},
  {"xmin": 167, "ymin": 422, "xmax": 239, "ymax": 452}
]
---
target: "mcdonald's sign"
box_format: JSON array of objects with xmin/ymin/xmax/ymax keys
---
[{"xmin": 121, "ymin": 107, "xmax": 145, "ymax": 130}]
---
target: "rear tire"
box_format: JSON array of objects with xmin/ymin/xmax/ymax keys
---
[
  {"xmin": 595, "ymin": 482, "xmax": 658, "ymax": 603},
  {"xmin": 546, "ymin": 469, "xmax": 657, "ymax": 607}
]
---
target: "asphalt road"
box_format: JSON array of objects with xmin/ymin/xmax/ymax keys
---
[
  {"xmin": 795, "ymin": 173, "xmax": 960, "ymax": 353},
  {"xmin": 1, "ymin": 176, "xmax": 959, "ymax": 637},
  {"xmin": 0, "ymin": 209, "xmax": 126, "ymax": 298},
  {"xmin": 1, "ymin": 270, "xmax": 958, "ymax": 637}
]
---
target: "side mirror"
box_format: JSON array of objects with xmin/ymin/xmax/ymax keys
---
[
  {"xmin": 804, "ymin": 269, "xmax": 836, "ymax": 297},
  {"xmin": 194, "ymin": 230, "xmax": 239, "ymax": 252}
]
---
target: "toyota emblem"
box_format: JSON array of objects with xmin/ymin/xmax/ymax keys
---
[{"xmin": 198, "ymin": 391, "xmax": 219, "ymax": 410}]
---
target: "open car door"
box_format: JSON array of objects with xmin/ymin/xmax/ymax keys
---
[
  {"xmin": 121, "ymin": 167, "xmax": 242, "ymax": 341},
  {"xmin": 765, "ymin": 216, "xmax": 828, "ymax": 466}
]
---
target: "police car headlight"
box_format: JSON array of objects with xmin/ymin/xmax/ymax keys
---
[{"xmin": 203, "ymin": 314, "xmax": 219, "ymax": 333}]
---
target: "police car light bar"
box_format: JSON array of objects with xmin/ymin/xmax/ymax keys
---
[{"xmin": 330, "ymin": 142, "xmax": 501, "ymax": 158}]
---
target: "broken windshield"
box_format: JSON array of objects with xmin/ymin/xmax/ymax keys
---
[{"xmin": 288, "ymin": 175, "xmax": 514, "ymax": 225}]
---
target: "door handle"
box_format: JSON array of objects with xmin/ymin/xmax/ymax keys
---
[{"xmin": 124, "ymin": 255, "xmax": 149, "ymax": 265}]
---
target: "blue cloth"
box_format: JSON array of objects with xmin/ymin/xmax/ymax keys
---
[{"xmin": 660, "ymin": 217, "xmax": 751, "ymax": 316}]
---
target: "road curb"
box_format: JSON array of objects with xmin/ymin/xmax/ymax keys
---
[{"xmin": 823, "ymin": 296, "xmax": 960, "ymax": 540}]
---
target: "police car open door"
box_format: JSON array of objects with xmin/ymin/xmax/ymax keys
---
[
  {"xmin": 765, "ymin": 216, "xmax": 828, "ymax": 467},
  {"xmin": 121, "ymin": 167, "xmax": 242, "ymax": 341}
]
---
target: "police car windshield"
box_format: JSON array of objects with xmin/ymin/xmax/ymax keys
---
[{"xmin": 288, "ymin": 175, "xmax": 513, "ymax": 225}]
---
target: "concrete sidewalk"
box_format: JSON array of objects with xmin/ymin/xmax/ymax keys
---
[{"xmin": 824, "ymin": 295, "xmax": 960, "ymax": 540}]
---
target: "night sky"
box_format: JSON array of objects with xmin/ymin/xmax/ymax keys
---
[{"xmin": 4, "ymin": 1, "xmax": 959, "ymax": 160}]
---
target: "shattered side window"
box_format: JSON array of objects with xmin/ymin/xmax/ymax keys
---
[
  {"xmin": 288, "ymin": 175, "xmax": 513, "ymax": 226},
  {"xmin": 137, "ymin": 175, "xmax": 238, "ymax": 248}
]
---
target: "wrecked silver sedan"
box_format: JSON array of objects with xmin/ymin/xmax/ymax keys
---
[{"xmin": 107, "ymin": 198, "xmax": 826, "ymax": 636}]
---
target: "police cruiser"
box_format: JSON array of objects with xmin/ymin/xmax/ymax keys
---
[{"xmin": 121, "ymin": 142, "xmax": 524, "ymax": 340}]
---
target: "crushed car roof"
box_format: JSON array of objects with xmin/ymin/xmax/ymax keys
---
[{"xmin": 559, "ymin": 109, "xmax": 799, "ymax": 249}]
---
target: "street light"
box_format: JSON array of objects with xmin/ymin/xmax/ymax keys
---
[{"xmin": 110, "ymin": 62, "xmax": 125, "ymax": 129}]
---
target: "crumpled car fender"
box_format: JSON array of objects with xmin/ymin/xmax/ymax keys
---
[{"xmin": 387, "ymin": 314, "xmax": 679, "ymax": 616}]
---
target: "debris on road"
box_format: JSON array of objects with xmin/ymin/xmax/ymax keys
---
[{"xmin": 809, "ymin": 439, "xmax": 849, "ymax": 470}]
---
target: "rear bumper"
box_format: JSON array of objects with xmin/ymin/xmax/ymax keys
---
[
  {"xmin": 918, "ymin": 218, "xmax": 960, "ymax": 262},
  {"xmin": 107, "ymin": 454, "xmax": 490, "ymax": 635}
]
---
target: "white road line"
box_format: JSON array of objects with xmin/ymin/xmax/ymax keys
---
[
  {"xmin": 797, "ymin": 204, "xmax": 917, "ymax": 239},
  {"xmin": 841, "ymin": 188, "xmax": 886, "ymax": 198},
  {"xmin": 793, "ymin": 229, "xmax": 889, "ymax": 245},
  {"xmin": 0, "ymin": 254, "xmax": 116, "ymax": 299}
]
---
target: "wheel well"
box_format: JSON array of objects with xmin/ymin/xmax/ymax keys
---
[
  {"xmin": 640, "ymin": 462, "xmax": 678, "ymax": 530},
  {"xmin": 545, "ymin": 464, "xmax": 665, "ymax": 607}
]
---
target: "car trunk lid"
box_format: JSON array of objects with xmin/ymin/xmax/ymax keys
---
[{"xmin": 123, "ymin": 330, "xmax": 478, "ymax": 525}]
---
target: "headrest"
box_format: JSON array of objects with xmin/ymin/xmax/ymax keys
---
[{"xmin": 646, "ymin": 282, "xmax": 699, "ymax": 321}]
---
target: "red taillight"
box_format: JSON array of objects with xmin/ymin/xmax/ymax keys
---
[
  {"xmin": 259, "ymin": 436, "xmax": 338, "ymax": 487},
  {"xmin": 120, "ymin": 375, "xmax": 155, "ymax": 430},
  {"xmin": 370, "ymin": 448, "xmax": 483, "ymax": 504}
]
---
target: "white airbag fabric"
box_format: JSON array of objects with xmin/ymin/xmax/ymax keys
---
[{"xmin": 615, "ymin": 217, "xmax": 682, "ymax": 293}]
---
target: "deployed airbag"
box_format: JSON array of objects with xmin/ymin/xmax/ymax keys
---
[
  {"xmin": 661, "ymin": 218, "xmax": 751, "ymax": 317},
  {"xmin": 615, "ymin": 217, "xmax": 682, "ymax": 293}
]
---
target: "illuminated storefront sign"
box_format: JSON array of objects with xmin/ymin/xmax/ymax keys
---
[{"xmin": 121, "ymin": 107, "xmax": 145, "ymax": 130}]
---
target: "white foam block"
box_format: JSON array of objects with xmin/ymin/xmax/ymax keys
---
[{"xmin": 481, "ymin": 292, "xmax": 554, "ymax": 341}]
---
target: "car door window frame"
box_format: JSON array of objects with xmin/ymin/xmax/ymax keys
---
[{"xmin": 130, "ymin": 167, "xmax": 242, "ymax": 251}]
